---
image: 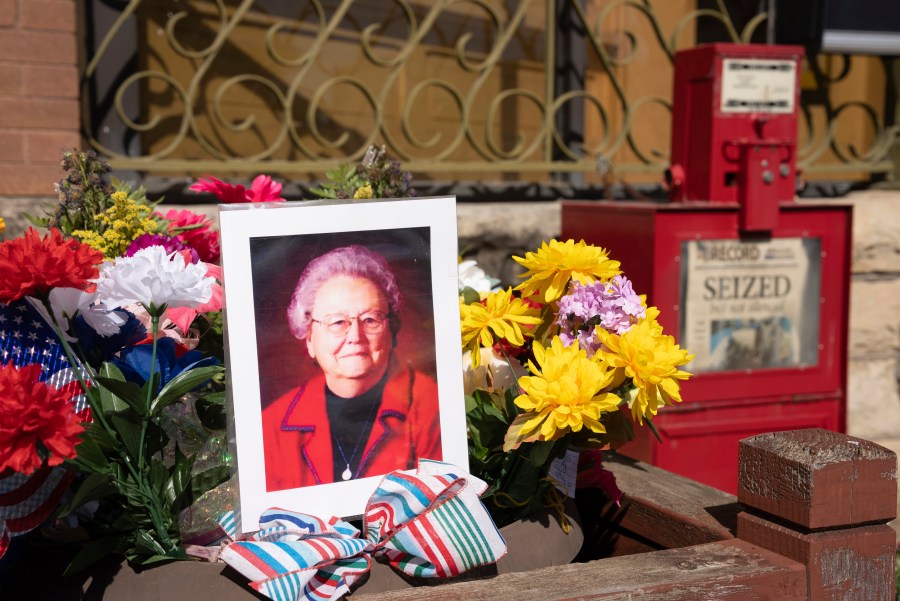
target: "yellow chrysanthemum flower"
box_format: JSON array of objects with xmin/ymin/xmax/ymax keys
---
[
  {"xmin": 513, "ymin": 337, "xmax": 621, "ymax": 442},
  {"xmin": 593, "ymin": 307, "xmax": 694, "ymax": 425},
  {"xmin": 513, "ymin": 239, "xmax": 621, "ymax": 303},
  {"xmin": 460, "ymin": 288, "xmax": 541, "ymax": 368},
  {"xmin": 0, "ymin": 217, "xmax": 6, "ymax": 235},
  {"xmin": 353, "ymin": 184, "xmax": 374, "ymax": 200}
]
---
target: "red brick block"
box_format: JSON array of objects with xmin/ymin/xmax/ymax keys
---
[
  {"xmin": 738, "ymin": 511, "xmax": 895, "ymax": 601},
  {"xmin": 0, "ymin": 63, "xmax": 22, "ymax": 95},
  {"xmin": 738, "ymin": 429, "xmax": 897, "ymax": 529},
  {"xmin": 21, "ymin": 0, "xmax": 75, "ymax": 33},
  {"xmin": 0, "ymin": 97, "xmax": 77, "ymax": 129},
  {"xmin": 0, "ymin": 163, "xmax": 61, "ymax": 195},
  {"xmin": 22, "ymin": 63, "xmax": 77, "ymax": 98},
  {"xmin": 25, "ymin": 130, "xmax": 79, "ymax": 162},
  {"xmin": 0, "ymin": 131, "xmax": 24, "ymax": 161},
  {"xmin": 0, "ymin": 0, "xmax": 17, "ymax": 28},
  {"xmin": 0, "ymin": 30, "xmax": 76, "ymax": 64}
]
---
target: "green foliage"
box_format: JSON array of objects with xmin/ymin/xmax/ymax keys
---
[
  {"xmin": 460, "ymin": 286, "xmax": 482, "ymax": 305},
  {"xmin": 110, "ymin": 176, "xmax": 158, "ymax": 207},
  {"xmin": 58, "ymin": 332, "xmax": 229, "ymax": 571},
  {"xmin": 310, "ymin": 145, "xmax": 415, "ymax": 200},
  {"xmin": 309, "ymin": 163, "xmax": 365, "ymax": 200},
  {"xmin": 466, "ymin": 386, "xmax": 567, "ymax": 527},
  {"xmin": 195, "ymin": 389, "xmax": 227, "ymax": 431},
  {"xmin": 191, "ymin": 311, "xmax": 225, "ymax": 362}
]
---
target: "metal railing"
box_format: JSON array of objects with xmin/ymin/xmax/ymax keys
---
[{"xmin": 82, "ymin": 0, "xmax": 898, "ymax": 180}]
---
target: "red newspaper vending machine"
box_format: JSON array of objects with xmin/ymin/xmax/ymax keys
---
[{"xmin": 562, "ymin": 44, "xmax": 851, "ymax": 493}]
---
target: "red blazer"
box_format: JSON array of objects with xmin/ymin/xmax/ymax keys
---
[{"xmin": 262, "ymin": 363, "xmax": 442, "ymax": 491}]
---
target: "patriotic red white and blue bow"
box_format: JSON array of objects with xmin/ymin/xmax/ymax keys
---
[{"xmin": 217, "ymin": 460, "xmax": 507, "ymax": 601}]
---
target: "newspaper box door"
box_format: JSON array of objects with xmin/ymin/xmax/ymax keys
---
[{"xmin": 561, "ymin": 200, "xmax": 851, "ymax": 494}]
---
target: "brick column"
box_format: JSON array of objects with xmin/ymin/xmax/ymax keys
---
[
  {"xmin": 0, "ymin": 0, "xmax": 80, "ymax": 197},
  {"xmin": 737, "ymin": 429, "xmax": 897, "ymax": 601}
]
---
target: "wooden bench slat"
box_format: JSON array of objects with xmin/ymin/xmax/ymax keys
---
[{"xmin": 355, "ymin": 539, "xmax": 807, "ymax": 601}]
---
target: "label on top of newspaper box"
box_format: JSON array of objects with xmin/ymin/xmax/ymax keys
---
[{"xmin": 720, "ymin": 58, "xmax": 796, "ymax": 114}]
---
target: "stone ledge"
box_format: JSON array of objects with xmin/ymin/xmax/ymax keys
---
[{"xmin": 0, "ymin": 196, "xmax": 55, "ymax": 237}]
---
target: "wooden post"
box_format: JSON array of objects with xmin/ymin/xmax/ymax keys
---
[{"xmin": 737, "ymin": 428, "xmax": 897, "ymax": 601}]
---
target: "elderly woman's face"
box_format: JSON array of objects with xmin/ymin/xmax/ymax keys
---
[{"xmin": 306, "ymin": 275, "xmax": 393, "ymax": 396}]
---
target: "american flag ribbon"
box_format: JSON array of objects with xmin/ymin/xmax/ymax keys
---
[
  {"xmin": 0, "ymin": 300, "xmax": 70, "ymax": 373},
  {"xmin": 0, "ymin": 299, "xmax": 89, "ymax": 413},
  {"xmin": 0, "ymin": 466, "xmax": 75, "ymax": 558},
  {"xmin": 217, "ymin": 460, "xmax": 507, "ymax": 601},
  {"xmin": 0, "ymin": 300, "xmax": 87, "ymax": 558}
]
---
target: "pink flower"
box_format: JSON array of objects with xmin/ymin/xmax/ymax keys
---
[
  {"xmin": 128, "ymin": 304, "xmax": 200, "ymax": 350},
  {"xmin": 248, "ymin": 174, "xmax": 284, "ymax": 203},
  {"xmin": 577, "ymin": 450, "xmax": 622, "ymax": 506},
  {"xmin": 166, "ymin": 261, "xmax": 223, "ymax": 334},
  {"xmin": 161, "ymin": 209, "xmax": 220, "ymax": 264},
  {"xmin": 126, "ymin": 233, "xmax": 199, "ymax": 263},
  {"xmin": 189, "ymin": 176, "xmax": 247, "ymax": 203},
  {"xmin": 189, "ymin": 174, "xmax": 284, "ymax": 204}
]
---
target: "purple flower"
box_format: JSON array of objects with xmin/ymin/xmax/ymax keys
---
[
  {"xmin": 555, "ymin": 276, "xmax": 646, "ymax": 355},
  {"xmin": 126, "ymin": 233, "xmax": 200, "ymax": 263}
]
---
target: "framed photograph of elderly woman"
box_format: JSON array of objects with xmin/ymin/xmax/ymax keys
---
[{"xmin": 218, "ymin": 197, "xmax": 466, "ymax": 531}]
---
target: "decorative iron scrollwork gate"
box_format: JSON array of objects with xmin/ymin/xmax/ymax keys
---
[{"xmin": 83, "ymin": 0, "xmax": 897, "ymax": 182}]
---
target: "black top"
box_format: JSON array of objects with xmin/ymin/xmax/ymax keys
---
[{"xmin": 325, "ymin": 374, "xmax": 387, "ymax": 482}]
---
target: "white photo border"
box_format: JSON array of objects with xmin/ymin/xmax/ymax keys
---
[{"xmin": 218, "ymin": 196, "xmax": 466, "ymax": 533}]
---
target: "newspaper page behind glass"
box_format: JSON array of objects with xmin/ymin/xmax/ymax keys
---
[{"xmin": 681, "ymin": 238, "xmax": 821, "ymax": 373}]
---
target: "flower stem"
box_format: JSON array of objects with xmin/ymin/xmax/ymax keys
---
[
  {"xmin": 137, "ymin": 314, "xmax": 175, "ymax": 551},
  {"xmin": 138, "ymin": 315, "xmax": 159, "ymax": 468}
]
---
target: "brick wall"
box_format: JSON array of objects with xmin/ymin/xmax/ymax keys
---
[{"xmin": 0, "ymin": 0, "xmax": 80, "ymax": 197}]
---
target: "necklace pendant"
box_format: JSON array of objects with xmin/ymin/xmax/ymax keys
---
[{"xmin": 341, "ymin": 465, "xmax": 352, "ymax": 481}]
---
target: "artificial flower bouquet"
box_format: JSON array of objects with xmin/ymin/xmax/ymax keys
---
[
  {"xmin": 0, "ymin": 150, "xmax": 287, "ymax": 571},
  {"xmin": 459, "ymin": 241, "xmax": 694, "ymax": 527},
  {"xmin": 0, "ymin": 149, "xmax": 425, "ymax": 583}
]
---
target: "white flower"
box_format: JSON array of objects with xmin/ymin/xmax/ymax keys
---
[
  {"xmin": 26, "ymin": 288, "xmax": 128, "ymax": 341},
  {"xmin": 97, "ymin": 246, "xmax": 214, "ymax": 315},
  {"xmin": 458, "ymin": 259, "xmax": 498, "ymax": 297},
  {"xmin": 462, "ymin": 347, "xmax": 527, "ymax": 396}
]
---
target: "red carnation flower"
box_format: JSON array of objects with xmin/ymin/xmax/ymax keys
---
[
  {"xmin": 0, "ymin": 363, "xmax": 85, "ymax": 474},
  {"xmin": 0, "ymin": 228, "xmax": 105, "ymax": 302}
]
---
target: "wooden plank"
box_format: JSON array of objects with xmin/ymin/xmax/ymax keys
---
[
  {"xmin": 354, "ymin": 539, "xmax": 807, "ymax": 601},
  {"xmin": 581, "ymin": 452, "xmax": 738, "ymax": 554}
]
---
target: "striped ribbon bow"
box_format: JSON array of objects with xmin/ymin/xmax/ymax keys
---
[{"xmin": 217, "ymin": 460, "xmax": 507, "ymax": 601}]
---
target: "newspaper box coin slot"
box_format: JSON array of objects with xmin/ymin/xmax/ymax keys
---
[{"xmin": 561, "ymin": 45, "xmax": 851, "ymax": 494}]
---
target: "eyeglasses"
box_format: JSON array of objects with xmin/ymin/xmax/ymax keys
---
[{"xmin": 310, "ymin": 311, "xmax": 389, "ymax": 336}]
